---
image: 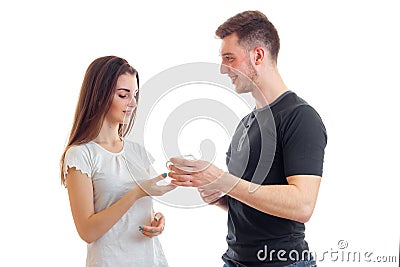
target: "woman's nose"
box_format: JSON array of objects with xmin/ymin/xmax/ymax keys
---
[{"xmin": 128, "ymin": 95, "xmax": 137, "ymax": 107}]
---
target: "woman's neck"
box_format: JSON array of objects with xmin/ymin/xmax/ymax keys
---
[{"xmin": 93, "ymin": 121, "xmax": 121, "ymax": 145}]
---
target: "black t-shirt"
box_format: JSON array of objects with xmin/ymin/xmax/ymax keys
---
[{"xmin": 224, "ymin": 91, "xmax": 327, "ymax": 266}]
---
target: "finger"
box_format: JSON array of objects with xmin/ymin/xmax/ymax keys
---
[
  {"xmin": 153, "ymin": 173, "xmax": 169, "ymax": 182},
  {"xmin": 198, "ymin": 188, "xmax": 220, "ymax": 195},
  {"xmin": 153, "ymin": 213, "xmax": 165, "ymax": 224},
  {"xmin": 200, "ymin": 190, "xmax": 220, "ymax": 199},
  {"xmin": 169, "ymin": 164, "xmax": 195, "ymax": 174},
  {"xmin": 139, "ymin": 224, "xmax": 164, "ymax": 237},
  {"xmin": 151, "ymin": 214, "xmax": 159, "ymax": 227},
  {"xmin": 140, "ymin": 230, "xmax": 159, "ymax": 238},
  {"xmin": 170, "ymin": 180, "xmax": 194, "ymax": 187},
  {"xmin": 155, "ymin": 217, "xmax": 165, "ymax": 232},
  {"xmin": 139, "ymin": 225, "xmax": 162, "ymax": 234},
  {"xmin": 198, "ymin": 187, "xmax": 209, "ymax": 193},
  {"xmin": 169, "ymin": 157, "xmax": 195, "ymax": 167},
  {"xmin": 169, "ymin": 165, "xmax": 192, "ymax": 174},
  {"xmin": 172, "ymin": 158, "xmax": 213, "ymax": 172},
  {"xmin": 202, "ymin": 192, "xmax": 222, "ymax": 203},
  {"xmin": 170, "ymin": 157, "xmax": 210, "ymax": 172},
  {"xmin": 168, "ymin": 172, "xmax": 193, "ymax": 182},
  {"xmin": 153, "ymin": 212, "xmax": 164, "ymax": 224}
]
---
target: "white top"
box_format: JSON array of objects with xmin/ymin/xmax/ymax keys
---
[{"xmin": 64, "ymin": 139, "xmax": 168, "ymax": 267}]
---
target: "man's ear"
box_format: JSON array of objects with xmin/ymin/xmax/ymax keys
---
[{"xmin": 254, "ymin": 47, "xmax": 265, "ymax": 65}]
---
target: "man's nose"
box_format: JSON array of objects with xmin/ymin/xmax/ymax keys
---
[{"xmin": 220, "ymin": 63, "xmax": 230, "ymax": 74}]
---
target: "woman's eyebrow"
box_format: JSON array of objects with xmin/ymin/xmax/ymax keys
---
[{"xmin": 117, "ymin": 88, "xmax": 130, "ymax": 92}]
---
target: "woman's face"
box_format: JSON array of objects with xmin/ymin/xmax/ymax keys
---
[{"xmin": 106, "ymin": 73, "xmax": 138, "ymax": 125}]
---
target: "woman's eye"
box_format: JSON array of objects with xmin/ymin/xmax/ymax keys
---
[{"xmin": 119, "ymin": 95, "xmax": 128, "ymax": 99}]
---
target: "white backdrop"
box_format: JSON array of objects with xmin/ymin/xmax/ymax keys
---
[{"xmin": 0, "ymin": 0, "xmax": 399, "ymax": 266}]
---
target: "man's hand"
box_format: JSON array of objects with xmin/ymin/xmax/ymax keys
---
[
  {"xmin": 167, "ymin": 158, "xmax": 224, "ymax": 188},
  {"xmin": 198, "ymin": 188, "xmax": 224, "ymax": 204}
]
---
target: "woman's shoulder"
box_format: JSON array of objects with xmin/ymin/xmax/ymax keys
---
[
  {"xmin": 123, "ymin": 139, "xmax": 145, "ymax": 152},
  {"xmin": 65, "ymin": 142, "xmax": 95, "ymax": 157},
  {"xmin": 64, "ymin": 143, "xmax": 95, "ymax": 180},
  {"xmin": 123, "ymin": 139, "xmax": 154, "ymax": 164}
]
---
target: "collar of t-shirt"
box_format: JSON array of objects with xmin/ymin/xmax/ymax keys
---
[{"xmin": 246, "ymin": 90, "xmax": 292, "ymax": 126}]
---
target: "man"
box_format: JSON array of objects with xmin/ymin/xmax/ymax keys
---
[{"xmin": 169, "ymin": 10, "xmax": 327, "ymax": 266}]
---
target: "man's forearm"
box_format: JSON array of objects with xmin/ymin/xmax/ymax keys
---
[{"xmin": 221, "ymin": 173, "xmax": 320, "ymax": 223}]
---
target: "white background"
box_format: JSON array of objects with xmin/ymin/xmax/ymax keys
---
[{"xmin": 0, "ymin": 0, "xmax": 399, "ymax": 266}]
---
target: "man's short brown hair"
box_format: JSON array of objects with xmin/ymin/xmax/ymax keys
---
[{"xmin": 216, "ymin": 10, "xmax": 280, "ymax": 62}]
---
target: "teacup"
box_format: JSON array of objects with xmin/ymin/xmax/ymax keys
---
[{"xmin": 165, "ymin": 154, "xmax": 196, "ymax": 170}]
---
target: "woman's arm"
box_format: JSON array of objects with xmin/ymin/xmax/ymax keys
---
[
  {"xmin": 67, "ymin": 167, "xmax": 145, "ymax": 243},
  {"xmin": 66, "ymin": 167, "xmax": 174, "ymax": 243}
]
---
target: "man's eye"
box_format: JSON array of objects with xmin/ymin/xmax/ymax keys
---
[{"xmin": 224, "ymin": 57, "xmax": 233, "ymax": 62}]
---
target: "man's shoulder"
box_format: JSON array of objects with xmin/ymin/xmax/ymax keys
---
[
  {"xmin": 274, "ymin": 92, "xmax": 324, "ymax": 127},
  {"xmin": 274, "ymin": 91, "xmax": 307, "ymax": 110}
]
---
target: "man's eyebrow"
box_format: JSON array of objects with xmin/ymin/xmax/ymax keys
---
[
  {"xmin": 221, "ymin": 52, "xmax": 234, "ymax": 57},
  {"xmin": 117, "ymin": 88, "xmax": 130, "ymax": 92}
]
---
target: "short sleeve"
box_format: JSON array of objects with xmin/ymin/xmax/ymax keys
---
[
  {"xmin": 63, "ymin": 145, "xmax": 93, "ymax": 181},
  {"xmin": 282, "ymin": 105, "xmax": 327, "ymax": 177}
]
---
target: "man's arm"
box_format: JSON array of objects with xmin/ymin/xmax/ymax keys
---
[
  {"xmin": 198, "ymin": 188, "xmax": 228, "ymax": 211},
  {"xmin": 214, "ymin": 195, "xmax": 228, "ymax": 211},
  {"xmin": 225, "ymin": 173, "xmax": 321, "ymax": 223},
  {"xmin": 169, "ymin": 159, "xmax": 321, "ymax": 223}
]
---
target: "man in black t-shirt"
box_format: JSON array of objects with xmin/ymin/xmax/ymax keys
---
[{"xmin": 169, "ymin": 10, "xmax": 327, "ymax": 267}]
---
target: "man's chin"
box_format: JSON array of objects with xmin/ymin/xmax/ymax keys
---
[{"xmin": 235, "ymin": 86, "xmax": 251, "ymax": 94}]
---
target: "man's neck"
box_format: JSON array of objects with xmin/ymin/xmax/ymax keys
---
[{"xmin": 252, "ymin": 72, "xmax": 288, "ymax": 109}]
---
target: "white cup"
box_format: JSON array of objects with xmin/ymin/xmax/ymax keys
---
[{"xmin": 165, "ymin": 154, "xmax": 196, "ymax": 170}]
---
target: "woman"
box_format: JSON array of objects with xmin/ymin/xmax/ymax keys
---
[{"xmin": 60, "ymin": 56, "xmax": 175, "ymax": 266}]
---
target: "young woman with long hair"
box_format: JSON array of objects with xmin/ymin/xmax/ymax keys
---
[{"xmin": 60, "ymin": 56, "xmax": 175, "ymax": 266}]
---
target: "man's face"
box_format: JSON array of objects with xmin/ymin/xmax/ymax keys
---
[{"xmin": 219, "ymin": 33, "xmax": 257, "ymax": 94}]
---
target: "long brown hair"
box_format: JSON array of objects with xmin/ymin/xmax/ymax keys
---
[{"xmin": 60, "ymin": 56, "xmax": 139, "ymax": 186}]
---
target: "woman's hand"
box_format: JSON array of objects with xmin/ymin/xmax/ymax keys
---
[
  {"xmin": 138, "ymin": 212, "xmax": 166, "ymax": 238},
  {"xmin": 138, "ymin": 174, "xmax": 176, "ymax": 197}
]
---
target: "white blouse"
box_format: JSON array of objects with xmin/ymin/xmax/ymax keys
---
[{"xmin": 64, "ymin": 139, "xmax": 168, "ymax": 267}]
